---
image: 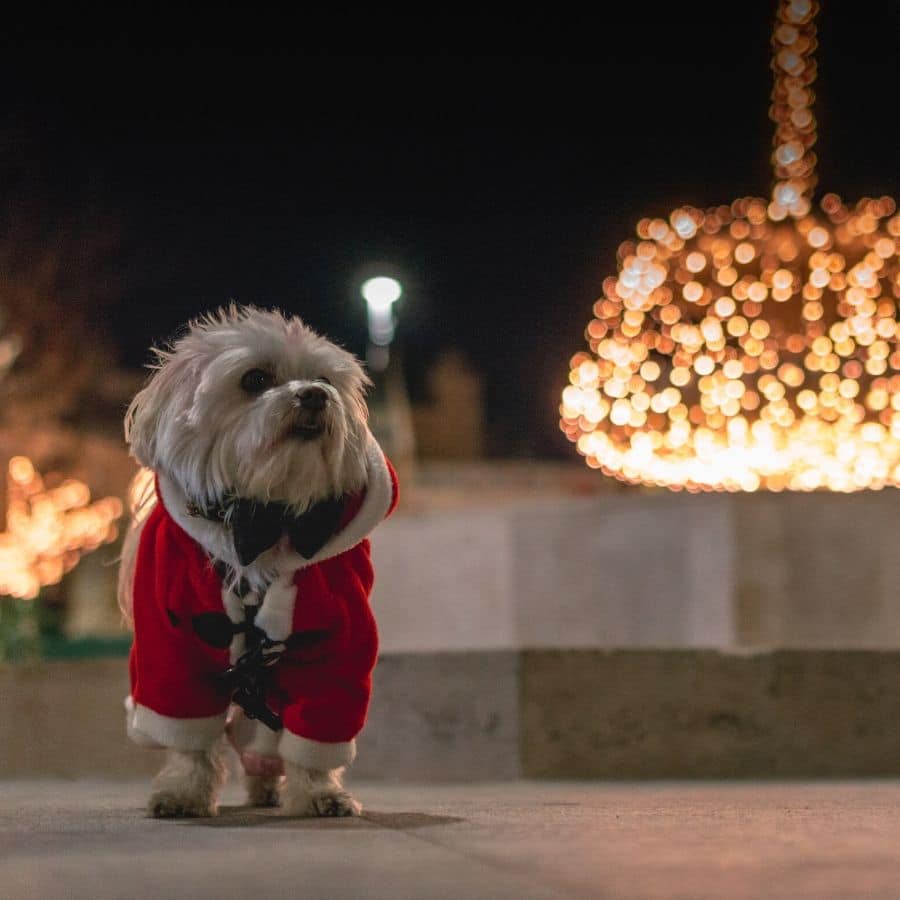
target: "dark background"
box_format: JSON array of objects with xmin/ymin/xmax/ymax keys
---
[{"xmin": 5, "ymin": 2, "xmax": 898, "ymax": 456}]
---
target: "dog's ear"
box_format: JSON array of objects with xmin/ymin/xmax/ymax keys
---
[
  {"xmin": 326, "ymin": 349, "xmax": 372, "ymax": 490},
  {"xmin": 124, "ymin": 347, "xmax": 199, "ymax": 469}
]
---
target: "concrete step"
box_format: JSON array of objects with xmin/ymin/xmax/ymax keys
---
[{"xmin": 3, "ymin": 649, "xmax": 900, "ymax": 779}]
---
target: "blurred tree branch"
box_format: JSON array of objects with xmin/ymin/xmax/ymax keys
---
[{"xmin": 0, "ymin": 128, "xmax": 139, "ymax": 506}]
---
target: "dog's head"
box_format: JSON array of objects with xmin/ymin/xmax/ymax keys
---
[{"xmin": 125, "ymin": 305, "xmax": 370, "ymax": 510}]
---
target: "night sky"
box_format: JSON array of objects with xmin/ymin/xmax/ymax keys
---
[{"xmin": 8, "ymin": 2, "xmax": 900, "ymax": 456}]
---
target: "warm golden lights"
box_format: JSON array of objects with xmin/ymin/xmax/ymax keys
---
[
  {"xmin": 0, "ymin": 457, "xmax": 122, "ymax": 599},
  {"xmin": 561, "ymin": 1, "xmax": 900, "ymax": 491}
]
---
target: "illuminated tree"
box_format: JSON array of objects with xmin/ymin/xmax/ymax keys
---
[
  {"xmin": 0, "ymin": 132, "xmax": 133, "ymax": 656},
  {"xmin": 561, "ymin": 1, "xmax": 900, "ymax": 491}
]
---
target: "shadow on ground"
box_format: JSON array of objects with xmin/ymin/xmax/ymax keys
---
[{"xmin": 177, "ymin": 808, "xmax": 465, "ymax": 829}]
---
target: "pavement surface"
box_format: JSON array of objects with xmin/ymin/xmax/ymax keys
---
[{"xmin": 3, "ymin": 779, "xmax": 900, "ymax": 899}]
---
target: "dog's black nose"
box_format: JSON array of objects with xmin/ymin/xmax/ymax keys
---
[{"xmin": 296, "ymin": 385, "xmax": 328, "ymax": 411}]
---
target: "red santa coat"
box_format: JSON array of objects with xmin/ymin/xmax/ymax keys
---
[{"xmin": 126, "ymin": 441, "xmax": 398, "ymax": 771}]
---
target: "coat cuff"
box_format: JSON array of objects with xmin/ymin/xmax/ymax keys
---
[
  {"xmin": 125, "ymin": 696, "xmax": 226, "ymax": 751},
  {"xmin": 279, "ymin": 731, "xmax": 357, "ymax": 770}
]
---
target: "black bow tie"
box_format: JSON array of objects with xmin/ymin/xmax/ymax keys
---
[{"xmin": 188, "ymin": 494, "xmax": 346, "ymax": 566}]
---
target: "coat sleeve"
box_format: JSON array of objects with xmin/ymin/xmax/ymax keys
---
[
  {"xmin": 126, "ymin": 503, "xmax": 230, "ymax": 751},
  {"xmin": 277, "ymin": 626, "xmax": 377, "ymax": 770},
  {"xmin": 274, "ymin": 544, "xmax": 380, "ymax": 770},
  {"xmin": 384, "ymin": 455, "xmax": 399, "ymax": 517}
]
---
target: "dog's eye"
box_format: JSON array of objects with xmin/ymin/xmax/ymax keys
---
[{"xmin": 240, "ymin": 369, "xmax": 275, "ymax": 394}]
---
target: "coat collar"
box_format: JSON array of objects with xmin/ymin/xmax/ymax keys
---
[{"xmin": 155, "ymin": 433, "xmax": 395, "ymax": 589}]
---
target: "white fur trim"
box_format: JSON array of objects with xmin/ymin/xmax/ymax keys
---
[
  {"xmin": 157, "ymin": 474, "xmax": 239, "ymax": 574},
  {"xmin": 278, "ymin": 434, "xmax": 394, "ymax": 571},
  {"xmin": 228, "ymin": 709, "xmax": 282, "ymax": 756},
  {"xmin": 124, "ymin": 696, "xmax": 162, "ymax": 747},
  {"xmin": 221, "ymin": 587, "xmax": 246, "ymax": 662},
  {"xmin": 157, "ymin": 434, "xmax": 391, "ymax": 647},
  {"xmin": 251, "ymin": 438, "xmax": 391, "ymax": 642},
  {"xmin": 249, "ymin": 726, "xmax": 281, "ymax": 756},
  {"xmin": 279, "ymin": 731, "xmax": 357, "ymax": 769},
  {"xmin": 125, "ymin": 696, "xmax": 226, "ymax": 751},
  {"xmin": 254, "ymin": 572, "xmax": 296, "ymax": 642},
  {"xmin": 156, "ymin": 432, "xmax": 393, "ymax": 583}
]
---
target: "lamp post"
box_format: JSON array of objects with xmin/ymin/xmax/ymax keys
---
[
  {"xmin": 361, "ymin": 275, "xmax": 402, "ymax": 372},
  {"xmin": 360, "ymin": 274, "xmax": 415, "ymax": 479}
]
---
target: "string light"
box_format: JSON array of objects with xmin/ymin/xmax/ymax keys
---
[
  {"xmin": 561, "ymin": 0, "xmax": 900, "ymax": 491},
  {"xmin": 0, "ymin": 457, "xmax": 122, "ymax": 599}
]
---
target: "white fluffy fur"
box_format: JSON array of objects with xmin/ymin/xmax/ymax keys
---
[
  {"xmin": 148, "ymin": 748, "xmax": 228, "ymax": 818},
  {"xmin": 120, "ymin": 305, "xmax": 373, "ymax": 818},
  {"xmin": 127, "ymin": 305, "xmax": 369, "ymax": 508},
  {"xmin": 280, "ymin": 763, "xmax": 361, "ymax": 818}
]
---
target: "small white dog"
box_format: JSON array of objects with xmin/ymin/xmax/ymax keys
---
[{"xmin": 118, "ymin": 305, "xmax": 397, "ymax": 818}]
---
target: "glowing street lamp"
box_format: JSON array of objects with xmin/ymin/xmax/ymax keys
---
[
  {"xmin": 362, "ymin": 276, "xmax": 402, "ymax": 371},
  {"xmin": 359, "ymin": 273, "xmax": 415, "ymax": 469}
]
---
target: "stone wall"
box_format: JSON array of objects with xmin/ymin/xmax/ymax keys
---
[
  {"xmin": 5, "ymin": 651, "xmax": 900, "ymax": 779},
  {"xmin": 371, "ymin": 488, "xmax": 900, "ymax": 652},
  {"xmin": 4, "ymin": 487, "xmax": 900, "ymax": 779}
]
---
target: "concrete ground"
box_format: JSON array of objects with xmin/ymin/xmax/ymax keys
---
[{"xmin": 3, "ymin": 780, "xmax": 900, "ymax": 899}]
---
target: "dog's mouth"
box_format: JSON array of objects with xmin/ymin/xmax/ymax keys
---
[{"xmin": 287, "ymin": 411, "xmax": 326, "ymax": 441}]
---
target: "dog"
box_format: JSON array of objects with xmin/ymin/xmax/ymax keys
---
[{"xmin": 118, "ymin": 305, "xmax": 397, "ymax": 818}]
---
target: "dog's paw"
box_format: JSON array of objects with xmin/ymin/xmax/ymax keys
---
[
  {"xmin": 245, "ymin": 775, "xmax": 282, "ymax": 808},
  {"xmin": 279, "ymin": 788, "xmax": 361, "ymax": 818},
  {"xmin": 313, "ymin": 790, "xmax": 362, "ymax": 818},
  {"xmin": 280, "ymin": 763, "xmax": 361, "ymax": 818},
  {"xmin": 147, "ymin": 791, "xmax": 217, "ymax": 819}
]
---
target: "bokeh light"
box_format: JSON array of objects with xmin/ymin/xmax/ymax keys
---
[
  {"xmin": 561, "ymin": 0, "xmax": 900, "ymax": 492},
  {"xmin": 0, "ymin": 457, "xmax": 122, "ymax": 599}
]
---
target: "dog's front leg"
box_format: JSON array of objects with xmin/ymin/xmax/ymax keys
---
[
  {"xmin": 147, "ymin": 748, "xmax": 227, "ymax": 818},
  {"xmin": 280, "ymin": 762, "xmax": 361, "ymax": 817},
  {"xmin": 244, "ymin": 773, "xmax": 283, "ymax": 807}
]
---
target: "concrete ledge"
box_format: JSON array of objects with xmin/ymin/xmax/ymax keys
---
[
  {"xmin": 355, "ymin": 651, "xmax": 519, "ymax": 781},
  {"xmin": 372, "ymin": 489, "xmax": 900, "ymax": 652},
  {"xmin": 0, "ymin": 655, "xmax": 520, "ymax": 781},
  {"xmin": 0, "ymin": 658, "xmax": 160, "ymax": 778},
  {"xmin": 522, "ymin": 649, "xmax": 900, "ymax": 778},
  {"xmin": 4, "ymin": 650, "xmax": 900, "ymax": 779}
]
